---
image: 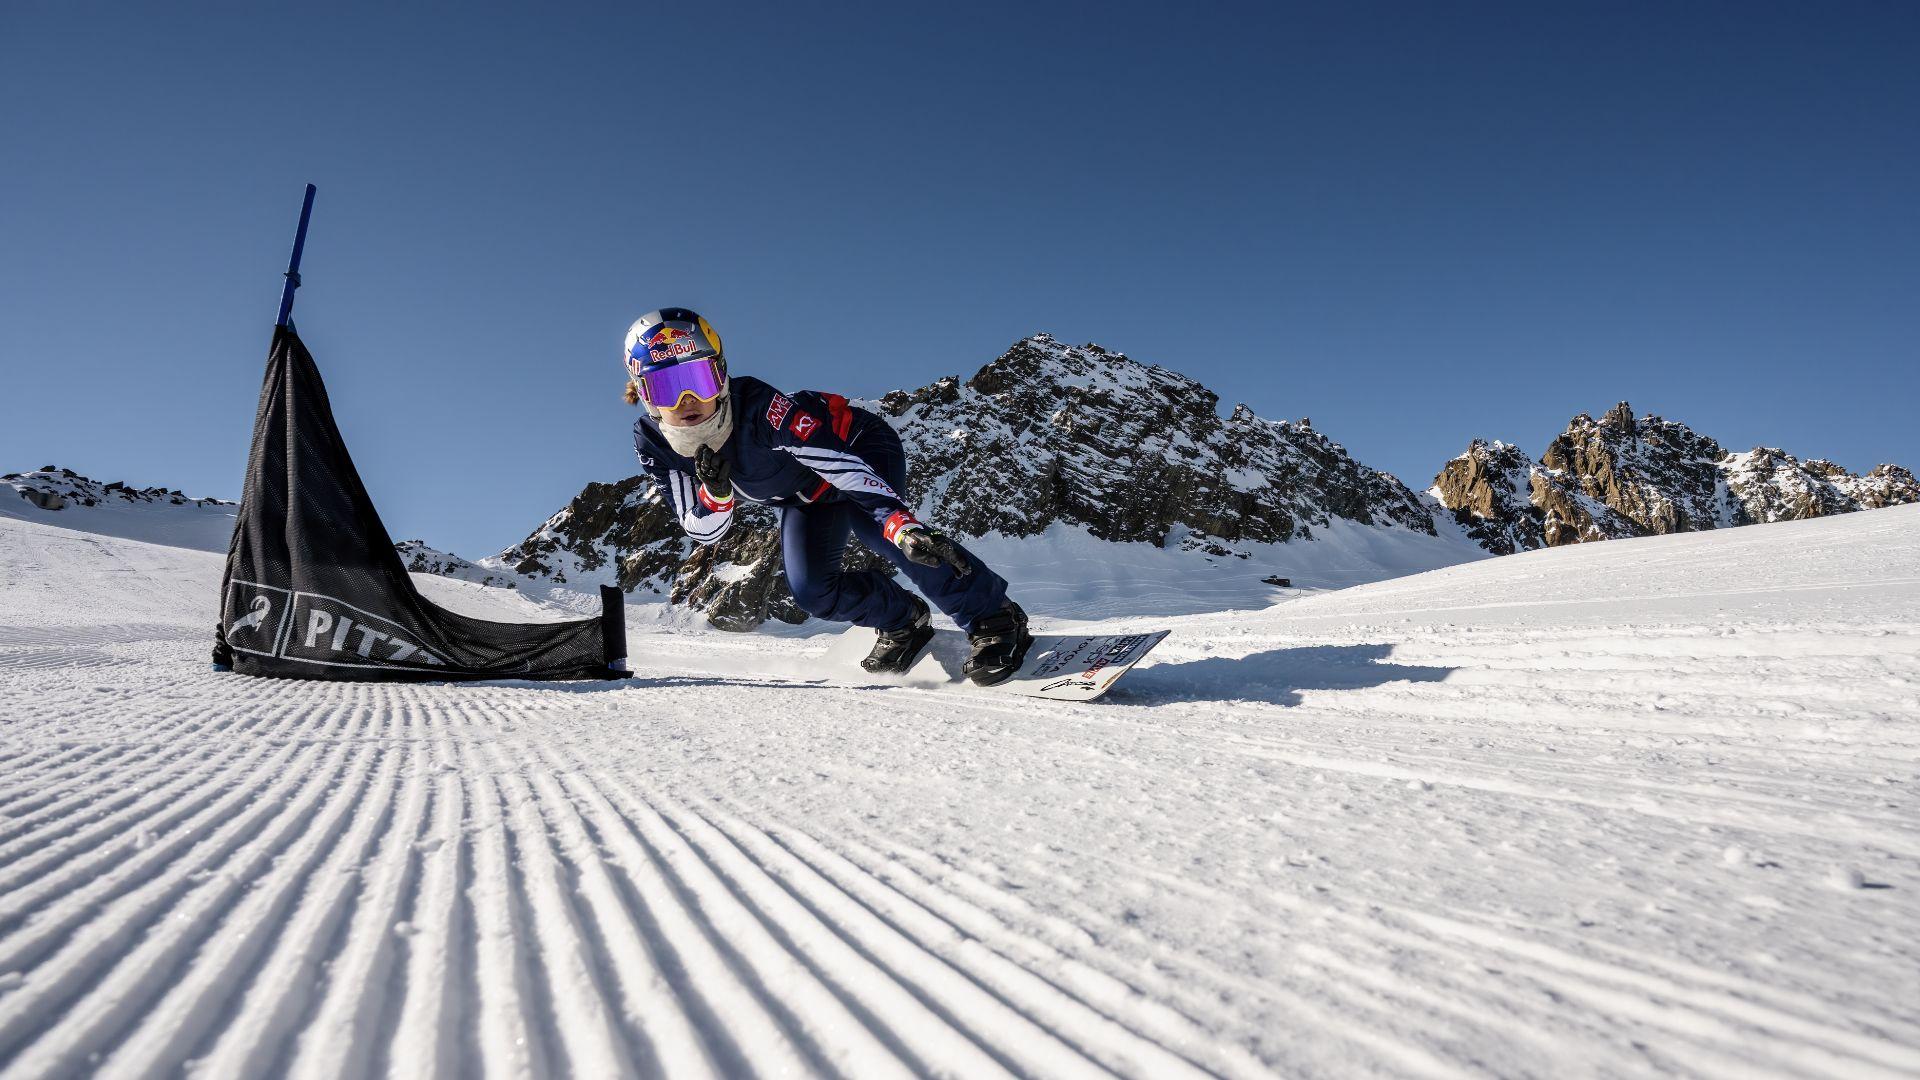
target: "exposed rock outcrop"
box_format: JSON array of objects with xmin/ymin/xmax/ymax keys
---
[
  {"xmin": 1832, "ymin": 463, "xmax": 1920, "ymax": 510},
  {"xmin": 667, "ymin": 506, "xmax": 813, "ymax": 631},
  {"xmin": 1721, "ymin": 448, "xmax": 1860, "ymax": 524},
  {"xmin": 1538, "ymin": 403, "xmax": 1732, "ymax": 537},
  {"xmin": 495, "ymin": 476, "xmax": 683, "ymax": 594},
  {"xmin": 1529, "ymin": 468, "xmax": 1643, "ymax": 548},
  {"xmin": 1429, "ymin": 440, "xmax": 1546, "ymax": 555},
  {"xmin": 880, "ymin": 335, "xmax": 1435, "ymax": 551},
  {"xmin": 1432, "ymin": 402, "xmax": 1914, "ymax": 554}
]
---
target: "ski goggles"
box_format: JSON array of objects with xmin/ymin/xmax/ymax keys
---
[{"xmin": 627, "ymin": 348, "xmax": 727, "ymax": 409}]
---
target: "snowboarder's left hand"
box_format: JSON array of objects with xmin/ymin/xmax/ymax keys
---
[
  {"xmin": 895, "ymin": 526, "xmax": 972, "ymax": 576},
  {"xmin": 695, "ymin": 446, "xmax": 733, "ymax": 502}
]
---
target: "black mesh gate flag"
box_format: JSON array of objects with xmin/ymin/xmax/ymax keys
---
[{"xmin": 214, "ymin": 326, "xmax": 625, "ymax": 681}]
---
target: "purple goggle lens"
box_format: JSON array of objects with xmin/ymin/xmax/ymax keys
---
[{"xmin": 634, "ymin": 353, "xmax": 726, "ymax": 408}]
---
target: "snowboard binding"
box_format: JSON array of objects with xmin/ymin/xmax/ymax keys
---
[
  {"xmin": 963, "ymin": 601, "xmax": 1034, "ymax": 686},
  {"xmin": 862, "ymin": 594, "xmax": 935, "ymax": 674}
]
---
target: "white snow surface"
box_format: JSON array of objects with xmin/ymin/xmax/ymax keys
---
[{"xmin": 2, "ymin": 505, "xmax": 1919, "ymax": 1077}]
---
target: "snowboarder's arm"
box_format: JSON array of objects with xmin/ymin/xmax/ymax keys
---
[
  {"xmin": 664, "ymin": 467, "xmax": 733, "ymax": 546},
  {"xmin": 635, "ymin": 431, "xmax": 732, "ymax": 546}
]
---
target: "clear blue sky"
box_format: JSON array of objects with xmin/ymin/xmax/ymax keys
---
[{"xmin": 4, "ymin": 2, "xmax": 1915, "ymax": 557}]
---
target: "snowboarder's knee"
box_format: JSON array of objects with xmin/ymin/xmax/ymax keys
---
[{"xmin": 786, "ymin": 570, "xmax": 842, "ymax": 617}]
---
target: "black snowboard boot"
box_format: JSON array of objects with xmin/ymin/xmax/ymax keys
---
[
  {"xmin": 862, "ymin": 593, "xmax": 934, "ymax": 674},
  {"xmin": 963, "ymin": 601, "xmax": 1033, "ymax": 686}
]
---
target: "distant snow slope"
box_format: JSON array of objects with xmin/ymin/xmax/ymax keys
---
[
  {"xmin": 959, "ymin": 516, "xmax": 1488, "ymax": 622},
  {"xmin": 1, "ymin": 505, "xmax": 1916, "ymax": 1077},
  {"xmin": 1, "ymin": 466, "xmax": 236, "ymax": 553}
]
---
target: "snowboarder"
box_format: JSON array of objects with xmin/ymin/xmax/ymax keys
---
[{"xmin": 623, "ymin": 307, "xmax": 1033, "ymax": 683}]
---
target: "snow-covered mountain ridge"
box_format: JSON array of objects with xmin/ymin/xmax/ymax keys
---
[
  {"xmin": 3, "ymin": 467, "xmax": 530, "ymax": 597},
  {"xmin": 1432, "ymin": 401, "xmax": 1917, "ymax": 554},
  {"xmin": 1, "ymin": 465, "xmax": 238, "ymax": 553},
  {"xmin": 3, "ymin": 465, "xmax": 231, "ymax": 514},
  {"xmin": 393, "ymin": 539, "xmax": 520, "ymax": 589}
]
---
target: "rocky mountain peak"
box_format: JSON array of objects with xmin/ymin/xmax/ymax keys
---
[
  {"xmin": 884, "ymin": 334, "xmax": 1434, "ymax": 551},
  {"xmin": 1430, "ymin": 440, "xmax": 1547, "ymax": 556},
  {"xmin": 1433, "ymin": 404, "xmax": 1915, "ymax": 554},
  {"xmin": 1849, "ymin": 464, "xmax": 1920, "ymax": 509},
  {"xmin": 959, "ymin": 334, "xmax": 1220, "ymax": 421},
  {"xmin": 1538, "ymin": 404, "xmax": 1728, "ymax": 538}
]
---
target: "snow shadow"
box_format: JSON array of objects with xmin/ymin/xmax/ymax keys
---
[
  {"xmin": 470, "ymin": 674, "xmax": 837, "ymax": 694},
  {"xmin": 1118, "ymin": 643, "xmax": 1452, "ymax": 707}
]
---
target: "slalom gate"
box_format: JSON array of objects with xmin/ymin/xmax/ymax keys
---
[{"xmin": 212, "ymin": 187, "xmax": 626, "ymax": 682}]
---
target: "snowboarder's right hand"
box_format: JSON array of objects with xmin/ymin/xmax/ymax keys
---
[
  {"xmin": 895, "ymin": 525, "xmax": 973, "ymax": 577},
  {"xmin": 695, "ymin": 446, "xmax": 733, "ymax": 502}
]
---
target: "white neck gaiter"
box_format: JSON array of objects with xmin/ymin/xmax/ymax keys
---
[{"xmin": 654, "ymin": 394, "xmax": 734, "ymax": 458}]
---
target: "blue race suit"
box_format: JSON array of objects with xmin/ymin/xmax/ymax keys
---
[{"xmin": 633, "ymin": 375, "xmax": 1008, "ymax": 632}]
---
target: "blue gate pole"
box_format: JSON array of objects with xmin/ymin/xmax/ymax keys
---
[{"xmin": 274, "ymin": 184, "xmax": 317, "ymax": 328}]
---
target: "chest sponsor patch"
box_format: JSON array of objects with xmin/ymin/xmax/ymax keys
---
[
  {"xmin": 791, "ymin": 412, "xmax": 819, "ymax": 441},
  {"xmin": 766, "ymin": 394, "xmax": 793, "ymax": 431}
]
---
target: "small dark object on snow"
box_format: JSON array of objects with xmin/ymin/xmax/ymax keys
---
[{"xmin": 1263, "ymin": 575, "xmax": 1292, "ymax": 588}]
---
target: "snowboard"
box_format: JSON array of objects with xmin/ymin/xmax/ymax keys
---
[{"xmin": 826, "ymin": 625, "xmax": 1170, "ymax": 701}]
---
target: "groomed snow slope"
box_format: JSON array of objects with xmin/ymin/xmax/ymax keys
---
[{"xmin": 1, "ymin": 507, "xmax": 1917, "ymax": 1077}]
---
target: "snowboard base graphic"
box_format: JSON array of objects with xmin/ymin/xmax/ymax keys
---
[{"xmin": 827, "ymin": 626, "xmax": 1170, "ymax": 701}]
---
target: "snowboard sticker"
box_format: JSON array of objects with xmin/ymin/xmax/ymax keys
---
[{"xmin": 829, "ymin": 626, "xmax": 1170, "ymax": 701}]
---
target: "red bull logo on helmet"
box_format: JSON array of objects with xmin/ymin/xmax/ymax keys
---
[{"xmin": 647, "ymin": 324, "xmax": 703, "ymax": 362}]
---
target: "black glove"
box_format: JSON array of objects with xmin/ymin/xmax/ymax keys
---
[
  {"xmin": 895, "ymin": 525, "xmax": 972, "ymax": 576},
  {"xmin": 695, "ymin": 446, "xmax": 733, "ymax": 502}
]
